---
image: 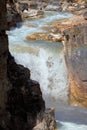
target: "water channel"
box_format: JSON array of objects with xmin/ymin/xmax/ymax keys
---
[{"xmin": 7, "ymin": 11, "xmax": 87, "ymax": 130}]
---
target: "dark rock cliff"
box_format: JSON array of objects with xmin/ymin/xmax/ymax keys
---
[
  {"xmin": 0, "ymin": 1, "xmax": 56, "ymax": 130},
  {"xmin": 6, "ymin": 52, "xmax": 45, "ymax": 130},
  {"xmin": 0, "ymin": 0, "xmax": 45, "ymax": 129},
  {"xmin": 0, "ymin": 0, "xmax": 9, "ymax": 129}
]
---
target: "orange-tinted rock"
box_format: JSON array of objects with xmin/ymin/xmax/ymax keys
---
[
  {"xmin": 26, "ymin": 34, "xmax": 37, "ymax": 40},
  {"xmin": 64, "ymin": 23, "xmax": 87, "ymax": 107},
  {"xmin": 69, "ymin": 76, "xmax": 87, "ymax": 107},
  {"xmin": 49, "ymin": 13, "xmax": 87, "ymax": 108},
  {"xmin": 26, "ymin": 33, "xmax": 48, "ymax": 41},
  {"xmin": 26, "ymin": 32, "xmax": 63, "ymax": 42}
]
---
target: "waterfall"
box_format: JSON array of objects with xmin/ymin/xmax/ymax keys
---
[
  {"xmin": 7, "ymin": 11, "xmax": 87, "ymax": 130},
  {"xmin": 10, "ymin": 42, "xmax": 69, "ymax": 109},
  {"xmin": 7, "ymin": 11, "xmax": 73, "ymax": 108}
]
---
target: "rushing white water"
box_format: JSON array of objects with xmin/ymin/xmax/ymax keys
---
[
  {"xmin": 11, "ymin": 42, "xmax": 69, "ymax": 106},
  {"xmin": 7, "ymin": 11, "xmax": 73, "ymax": 44},
  {"xmin": 57, "ymin": 121, "xmax": 87, "ymax": 130},
  {"xmin": 7, "ymin": 11, "xmax": 71, "ymax": 106},
  {"xmin": 7, "ymin": 11, "xmax": 87, "ymax": 130}
]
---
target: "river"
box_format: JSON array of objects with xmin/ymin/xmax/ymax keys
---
[{"xmin": 7, "ymin": 11, "xmax": 87, "ymax": 130}]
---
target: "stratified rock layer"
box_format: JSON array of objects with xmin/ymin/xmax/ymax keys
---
[
  {"xmin": 47, "ymin": 13, "xmax": 87, "ymax": 107},
  {"xmin": 64, "ymin": 24, "xmax": 87, "ymax": 107}
]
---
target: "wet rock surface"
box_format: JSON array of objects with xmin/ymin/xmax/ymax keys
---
[
  {"xmin": 26, "ymin": 32, "xmax": 63, "ymax": 42},
  {"xmin": 33, "ymin": 108, "xmax": 57, "ymax": 130}
]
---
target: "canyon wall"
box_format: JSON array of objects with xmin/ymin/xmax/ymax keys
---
[
  {"xmin": 0, "ymin": 0, "xmax": 45, "ymax": 129},
  {"xmin": 0, "ymin": 0, "xmax": 8, "ymax": 116},
  {"xmin": 0, "ymin": 0, "xmax": 11, "ymax": 129},
  {"xmin": 64, "ymin": 24, "xmax": 87, "ymax": 107},
  {"xmin": 0, "ymin": 1, "xmax": 56, "ymax": 130}
]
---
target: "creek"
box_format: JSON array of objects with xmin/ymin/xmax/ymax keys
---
[{"xmin": 7, "ymin": 11, "xmax": 87, "ymax": 130}]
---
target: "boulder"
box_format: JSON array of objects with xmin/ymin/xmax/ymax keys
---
[
  {"xmin": 26, "ymin": 32, "xmax": 63, "ymax": 42},
  {"xmin": 33, "ymin": 108, "xmax": 57, "ymax": 130},
  {"xmin": 22, "ymin": 9, "xmax": 44, "ymax": 19},
  {"xmin": 26, "ymin": 33, "xmax": 48, "ymax": 41},
  {"xmin": 17, "ymin": 2, "xmax": 29, "ymax": 12},
  {"xmin": 48, "ymin": 33, "xmax": 63, "ymax": 42},
  {"xmin": 45, "ymin": 5, "xmax": 61, "ymax": 11}
]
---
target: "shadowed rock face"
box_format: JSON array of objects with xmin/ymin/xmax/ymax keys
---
[
  {"xmin": 0, "ymin": 0, "xmax": 9, "ymax": 129},
  {"xmin": 6, "ymin": 52, "xmax": 45, "ymax": 130},
  {"xmin": 0, "ymin": 0, "xmax": 8, "ymax": 114},
  {"xmin": 6, "ymin": 0, "xmax": 22, "ymax": 29},
  {"xmin": 64, "ymin": 24, "xmax": 87, "ymax": 107},
  {"xmin": 0, "ymin": 0, "xmax": 45, "ymax": 129},
  {"xmin": 0, "ymin": 1, "xmax": 57, "ymax": 130}
]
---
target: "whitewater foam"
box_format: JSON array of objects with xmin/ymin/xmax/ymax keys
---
[
  {"xmin": 57, "ymin": 121, "xmax": 87, "ymax": 130},
  {"xmin": 11, "ymin": 46, "xmax": 69, "ymax": 106}
]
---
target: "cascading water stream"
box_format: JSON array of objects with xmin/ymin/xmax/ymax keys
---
[
  {"xmin": 10, "ymin": 42, "xmax": 69, "ymax": 107},
  {"xmin": 7, "ymin": 11, "xmax": 87, "ymax": 130}
]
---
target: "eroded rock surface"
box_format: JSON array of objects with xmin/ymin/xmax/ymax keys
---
[
  {"xmin": 33, "ymin": 108, "xmax": 57, "ymax": 130},
  {"xmin": 64, "ymin": 24, "xmax": 87, "ymax": 107},
  {"xmin": 41, "ymin": 11, "xmax": 87, "ymax": 107},
  {"xmin": 50, "ymin": 13, "xmax": 87, "ymax": 107},
  {"xmin": 24, "ymin": 0, "xmax": 87, "ymax": 108}
]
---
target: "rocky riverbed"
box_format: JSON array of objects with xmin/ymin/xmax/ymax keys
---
[
  {"xmin": 0, "ymin": 0, "xmax": 87, "ymax": 130},
  {"xmin": 6, "ymin": 0, "xmax": 87, "ymax": 27},
  {"xmin": 23, "ymin": 0, "xmax": 87, "ymax": 108}
]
